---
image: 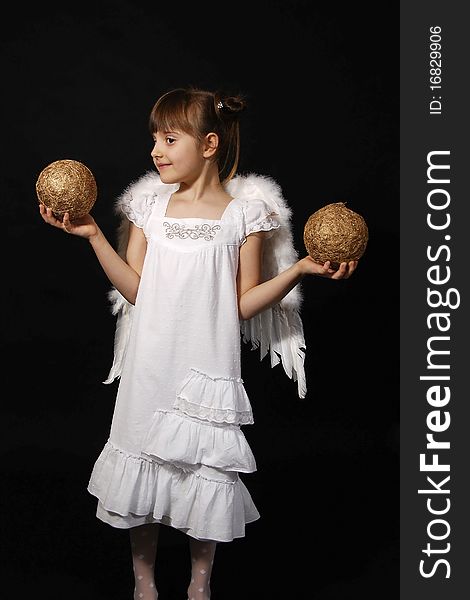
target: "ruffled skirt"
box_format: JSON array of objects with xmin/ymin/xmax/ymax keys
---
[{"xmin": 87, "ymin": 367, "xmax": 260, "ymax": 542}]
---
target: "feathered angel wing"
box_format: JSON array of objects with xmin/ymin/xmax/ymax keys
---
[
  {"xmin": 104, "ymin": 171, "xmax": 307, "ymax": 399},
  {"xmin": 102, "ymin": 287, "xmax": 133, "ymax": 384},
  {"xmin": 226, "ymin": 173, "xmax": 307, "ymax": 399}
]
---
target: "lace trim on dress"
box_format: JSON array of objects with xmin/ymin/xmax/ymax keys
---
[
  {"xmin": 246, "ymin": 214, "xmax": 281, "ymax": 237},
  {"xmin": 174, "ymin": 367, "xmax": 254, "ymax": 425},
  {"xmin": 174, "ymin": 397, "xmax": 254, "ymax": 425}
]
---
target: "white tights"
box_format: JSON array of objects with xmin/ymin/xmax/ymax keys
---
[
  {"xmin": 130, "ymin": 524, "xmax": 159, "ymax": 600},
  {"xmin": 129, "ymin": 524, "xmax": 216, "ymax": 600},
  {"xmin": 187, "ymin": 538, "xmax": 216, "ymax": 600}
]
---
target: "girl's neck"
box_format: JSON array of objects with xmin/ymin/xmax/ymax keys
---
[{"xmin": 177, "ymin": 166, "xmax": 227, "ymax": 202}]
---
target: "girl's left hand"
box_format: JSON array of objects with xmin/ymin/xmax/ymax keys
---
[{"xmin": 298, "ymin": 256, "xmax": 358, "ymax": 280}]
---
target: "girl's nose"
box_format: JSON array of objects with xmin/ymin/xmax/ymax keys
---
[{"xmin": 151, "ymin": 141, "xmax": 162, "ymax": 158}]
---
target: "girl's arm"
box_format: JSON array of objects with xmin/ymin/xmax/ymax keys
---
[
  {"xmin": 88, "ymin": 222, "xmax": 146, "ymax": 305},
  {"xmin": 237, "ymin": 231, "xmax": 357, "ymax": 320},
  {"xmin": 39, "ymin": 206, "xmax": 145, "ymax": 305}
]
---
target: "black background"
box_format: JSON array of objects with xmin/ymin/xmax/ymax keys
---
[{"xmin": 1, "ymin": 1, "xmax": 398, "ymax": 598}]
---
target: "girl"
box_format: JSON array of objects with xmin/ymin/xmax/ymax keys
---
[{"xmin": 39, "ymin": 86, "xmax": 356, "ymax": 600}]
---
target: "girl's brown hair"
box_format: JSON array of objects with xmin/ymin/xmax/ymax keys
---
[{"xmin": 149, "ymin": 87, "xmax": 246, "ymax": 185}]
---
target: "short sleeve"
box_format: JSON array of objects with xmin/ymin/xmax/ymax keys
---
[
  {"xmin": 117, "ymin": 189, "xmax": 156, "ymax": 229},
  {"xmin": 242, "ymin": 197, "xmax": 281, "ymax": 244},
  {"xmin": 114, "ymin": 171, "xmax": 167, "ymax": 229}
]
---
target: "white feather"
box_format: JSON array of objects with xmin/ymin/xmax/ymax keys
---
[{"xmin": 102, "ymin": 290, "xmax": 133, "ymax": 384}]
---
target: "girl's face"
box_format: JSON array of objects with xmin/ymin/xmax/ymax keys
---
[{"xmin": 151, "ymin": 130, "xmax": 205, "ymax": 184}]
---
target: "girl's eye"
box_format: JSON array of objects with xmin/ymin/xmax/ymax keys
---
[{"xmin": 166, "ymin": 137, "xmax": 176, "ymax": 144}]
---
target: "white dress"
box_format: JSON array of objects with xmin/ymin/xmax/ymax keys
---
[{"xmin": 87, "ymin": 174, "xmax": 287, "ymax": 542}]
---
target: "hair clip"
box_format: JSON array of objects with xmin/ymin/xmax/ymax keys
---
[{"xmin": 216, "ymin": 101, "xmax": 224, "ymax": 109}]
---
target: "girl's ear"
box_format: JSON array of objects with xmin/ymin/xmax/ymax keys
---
[{"xmin": 202, "ymin": 132, "xmax": 219, "ymax": 158}]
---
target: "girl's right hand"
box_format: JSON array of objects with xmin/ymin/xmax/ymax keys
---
[{"xmin": 39, "ymin": 203, "xmax": 99, "ymax": 239}]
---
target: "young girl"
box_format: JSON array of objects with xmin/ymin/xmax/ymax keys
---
[{"xmin": 39, "ymin": 86, "xmax": 356, "ymax": 600}]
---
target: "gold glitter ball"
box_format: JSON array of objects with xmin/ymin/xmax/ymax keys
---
[
  {"xmin": 303, "ymin": 202, "xmax": 369, "ymax": 270},
  {"xmin": 36, "ymin": 159, "xmax": 97, "ymax": 219}
]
